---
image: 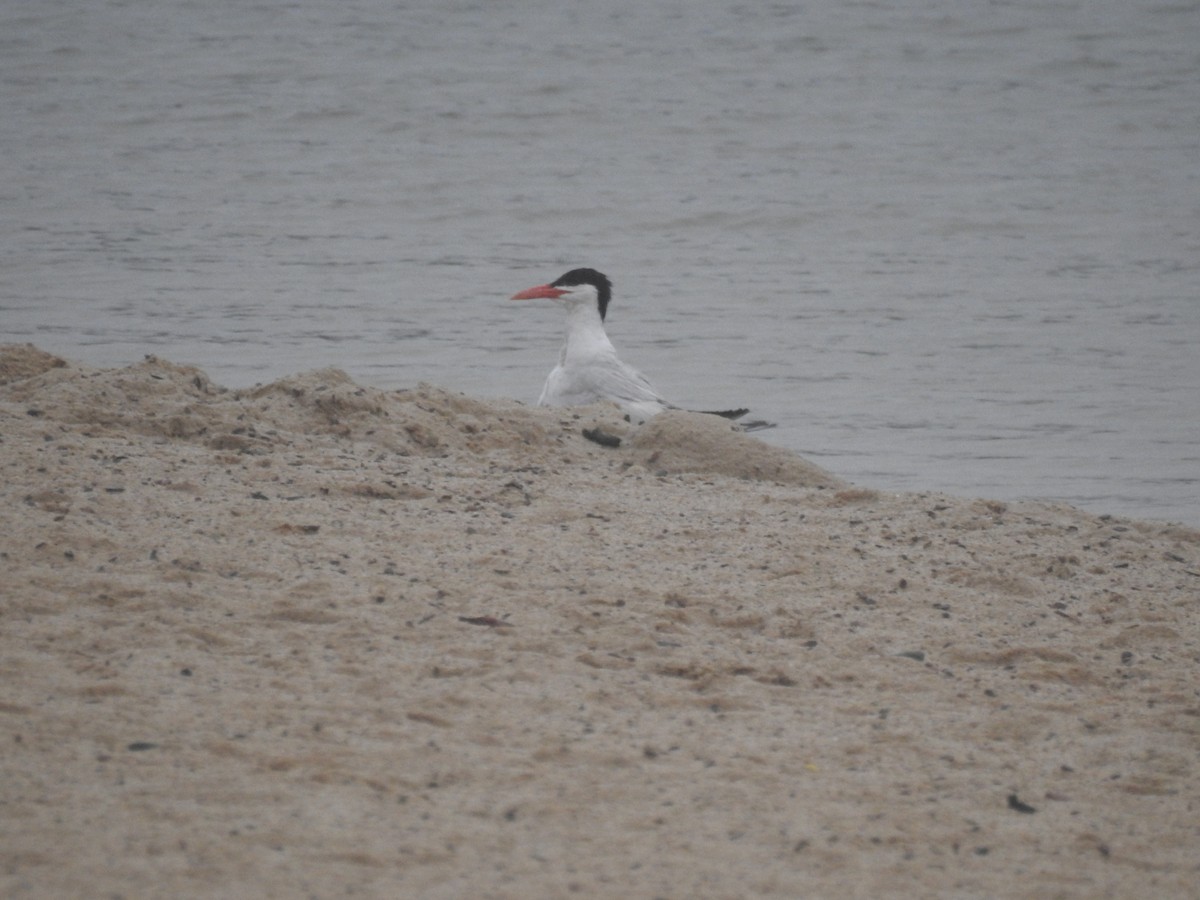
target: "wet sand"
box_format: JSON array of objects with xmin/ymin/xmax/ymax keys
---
[{"xmin": 2, "ymin": 343, "xmax": 1197, "ymax": 898}]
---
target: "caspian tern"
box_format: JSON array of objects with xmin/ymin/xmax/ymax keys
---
[{"xmin": 510, "ymin": 268, "xmax": 768, "ymax": 427}]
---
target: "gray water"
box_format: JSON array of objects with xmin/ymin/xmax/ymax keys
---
[{"xmin": 3, "ymin": 0, "xmax": 1198, "ymax": 524}]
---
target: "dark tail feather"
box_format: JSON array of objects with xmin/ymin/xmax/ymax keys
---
[
  {"xmin": 737, "ymin": 419, "xmax": 775, "ymax": 432},
  {"xmin": 695, "ymin": 408, "xmax": 776, "ymax": 432}
]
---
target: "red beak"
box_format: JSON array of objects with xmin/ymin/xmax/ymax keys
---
[{"xmin": 511, "ymin": 284, "xmax": 567, "ymax": 300}]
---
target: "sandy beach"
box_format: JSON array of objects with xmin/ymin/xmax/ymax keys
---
[{"xmin": 2, "ymin": 343, "xmax": 1197, "ymax": 898}]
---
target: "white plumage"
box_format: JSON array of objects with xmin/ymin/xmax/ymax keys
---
[{"xmin": 511, "ymin": 268, "xmax": 763, "ymax": 427}]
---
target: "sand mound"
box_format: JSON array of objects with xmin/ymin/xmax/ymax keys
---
[
  {"xmin": 2, "ymin": 346, "xmax": 1198, "ymax": 898},
  {"xmin": 0, "ymin": 346, "xmax": 843, "ymax": 486},
  {"xmin": 628, "ymin": 409, "xmax": 842, "ymax": 487},
  {"xmin": 0, "ymin": 343, "xmax": 67, "ymax": 384}
]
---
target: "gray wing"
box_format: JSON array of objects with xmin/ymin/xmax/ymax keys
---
[
  {"xmin": 581, "ymin": 356, "xmax": 670, "ymax": 407},
  {"xmin": 541, "ymin": 354, "xmax": 673, "ymax": 411}
]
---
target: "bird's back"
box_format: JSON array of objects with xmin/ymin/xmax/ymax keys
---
[{"xmin": 539, "ymin": 346, "xmax": 670, "ymax": 421}]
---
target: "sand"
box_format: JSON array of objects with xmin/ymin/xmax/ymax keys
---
[{"xmin": 1, "ymin": 343, "xmax": 1197, "ymax": 898}]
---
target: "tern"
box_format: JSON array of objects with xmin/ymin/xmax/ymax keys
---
[{"xmin": 511, "ymin": 268, "xmax": 769, "ymax": 428}]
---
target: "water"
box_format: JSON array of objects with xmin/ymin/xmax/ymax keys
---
[{"xmin": 3, "ymin": 0, "xmax": 1198, "ymax": 524}]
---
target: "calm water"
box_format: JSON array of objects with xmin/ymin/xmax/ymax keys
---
[{"xmin": 3, "ymin": 0, "xmax": 1198, "ymax": 524}]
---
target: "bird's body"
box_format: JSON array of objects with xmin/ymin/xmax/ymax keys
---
[
  {"xmin": 535, "ymin": 288, "xmax": 669, "ymax": 422},
  {"xmin": 511, "ymin": 268, "xmax": 765, "ymax": 428}
]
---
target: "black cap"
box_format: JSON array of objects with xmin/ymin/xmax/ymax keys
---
[{"xmin": 552, "ymin": 268, "xmax": 613, "ymax": 321}]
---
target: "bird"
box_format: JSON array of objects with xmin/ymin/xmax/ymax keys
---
[{"xmin": 510, "ymin": 268, "xmax": 769, "ymax": 428}]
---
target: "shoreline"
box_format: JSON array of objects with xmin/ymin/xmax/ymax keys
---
[{"xmin": 3, "ymin": 343, "xmax": 1198, "ymax": 897}]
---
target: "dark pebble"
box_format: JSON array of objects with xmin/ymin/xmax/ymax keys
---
[
  {"xmin": 582, "ymin": 427, "xmax": 621, "ymax": 448},
  {"xmin": 1007, "ymin": 793, "xmax": 1037, "ymax": 814}
]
